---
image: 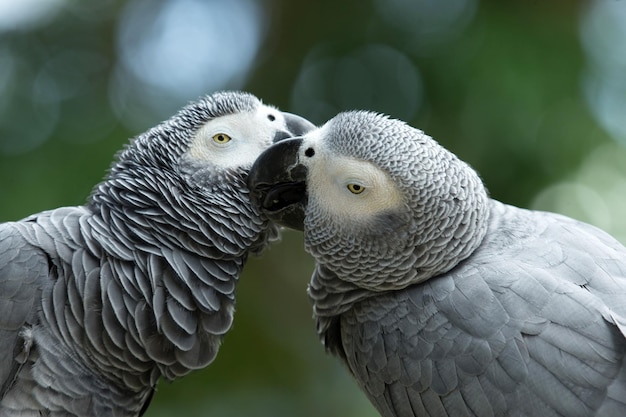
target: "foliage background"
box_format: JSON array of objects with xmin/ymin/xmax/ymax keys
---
[{"xmin": 1, "ymin": 0, "xmax": 625, "ymax": 415}]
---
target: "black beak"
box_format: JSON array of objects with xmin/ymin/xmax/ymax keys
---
[
  {"xmin": 273, "ymin": 112, "xmax": 316, "ymax": 143},
  {"xmin": 248, "ymin": 138, "xmax": 307, "ymax": 230}
]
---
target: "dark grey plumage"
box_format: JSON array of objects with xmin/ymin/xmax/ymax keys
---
[
  {"xmin": 0, "ymin": 91, "xmax": 314, "ymax": 416},
  {"xmin": 247, "ymin": 111, "xmax": 626, "ymax": 416}
]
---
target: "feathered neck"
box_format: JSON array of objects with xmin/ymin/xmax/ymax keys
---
[
  {"xmin": 79, "ymin": 157, "xmax": 277, "ymax": 383},
  {"xmin": 307, "ymin": 144, "xmax": 491, "ymax": 336},
  {"xmin": 89, "ymin": 157, "xmax": 274, "ymax": 259}
]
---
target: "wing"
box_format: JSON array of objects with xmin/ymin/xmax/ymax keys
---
[
  {"xmin": 338, "ymin": 205, "xmax": 626, "ymax": 417},
  {"xmin": 0, "ymin": 222, "xmax": 48, "ymax": 398},
  {"xmin": 309, "ymin": 263, "xmax": 374, "ymax": 362}
]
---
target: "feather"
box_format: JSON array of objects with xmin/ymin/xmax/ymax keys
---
[
  {"xmin": 0, "ymin": 90, "xmax": 307, "ymax": 415},
  {"xmin": 260, "ymin": 111, "xmax": 626, "ymax": 417}
]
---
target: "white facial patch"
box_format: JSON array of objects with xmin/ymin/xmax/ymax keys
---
[
  {"xmin": 302, "ymin": 128, "xmax": 404, "ymax": 222},
  {"xmin": 185, "ymin": 104, "xmax": 285, "ymax": 170}
]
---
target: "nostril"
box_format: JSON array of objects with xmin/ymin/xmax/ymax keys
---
[{"xmin": 305, "ymin": 148, "xmax": 315, "ymax": 157}]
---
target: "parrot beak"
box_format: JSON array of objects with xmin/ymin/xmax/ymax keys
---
[
  {"xmin": 273, "ymin": 112, "xmax": 316, "ymax": 143},
  {"xmin": 248, "ymin": 137, "xmax": 307, "ymax": 231}
]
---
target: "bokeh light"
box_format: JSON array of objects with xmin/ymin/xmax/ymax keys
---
[
  {"xmin": 373, "ymin": 0, "xmax": 478, "ymax": 55},
  {"xmin": 0, "ymin": 0, "xmax": 64, "ymax": 32},
  {"xmin": 111, "ymin": 0, "xmax": 267, "ymax": 130},
  {"xmin": 580, "ymin": 0, "xmax": 626, "ymax": 146},
  {"xmin": 291, "ymin": 44, "xmax": 422, "ymax": 123},
  {"xmin": 532, "ymin": 142, "xmax": 626, "ymax": 244},
  {"xmin": 1, "ymin": 2, "xmax": 626, "ymax": 417},
  {"xmin": 528, "ymin": 0, "xmax": 626, "ymax": 245}
]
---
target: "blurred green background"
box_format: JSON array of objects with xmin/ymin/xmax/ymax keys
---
[{"xmin": 1, "ymin": 0, "xmax": 626, "ymax": 416}]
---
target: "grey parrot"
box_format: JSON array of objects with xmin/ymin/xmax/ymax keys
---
[
  {"xmin": 0, "ymin": 90, "xmax": 314, "ymax": 416},
  {"xmin": 247, "ymin": 110, "xmax": 626, "ymax": 416}
]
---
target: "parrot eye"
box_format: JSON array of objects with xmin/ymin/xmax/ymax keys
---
[
  {"xmin": 347, "ymin": 183, "xmax": 365, "ymax": 194},
  {"xmin": 212, "ymin": 133, "xmax": 232, "ymax": 144},
  {"xmin": 267, "ymin": 114, "xmax": 276, "ymax": 122}
]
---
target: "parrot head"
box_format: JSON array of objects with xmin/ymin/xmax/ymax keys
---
[
  {"xmin": 111, "ymin": 90, "xmax": 315, "ymax": 188},
  {"xmin": 248, "ymin": 111, "xmax": 490, "ymax": 289},
  {"xmin": 92, "ymin": 90, "xmax": 315, "ymax": 257}
]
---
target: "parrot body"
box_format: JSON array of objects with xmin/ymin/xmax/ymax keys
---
[
  {"xmin": 0, "ymin": 91, "xmax": 314, "ymax": 416},
  {"xmin": 248, "ymin": 111, "xmax": 626, "ymax": 416}
]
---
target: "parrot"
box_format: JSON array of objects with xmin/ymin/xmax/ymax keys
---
[
  {"xmin": 247, "ymin": 110, "xmax": 626, "ymax": 417},
  {"xmin": 0, "ymin": 90, "xmax": 314, "ymax": 417}
]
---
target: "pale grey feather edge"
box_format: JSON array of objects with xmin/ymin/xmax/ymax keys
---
[
  {"xmin": 0, "ymin": 222, "xmax": 49, "ymax": 399},
  {"xmin": 40, "ymin": 204, "xmax": 246, "ymax": 378},
  {"xmin": 0, "ymin": 203, "xmax": 256, "ymax": 415},
  {"xmin": 322, "ymin": 202, "xmax": 626, "ymax": 417}
]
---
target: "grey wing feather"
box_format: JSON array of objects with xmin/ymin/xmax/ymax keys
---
[
  {"xmin": 0, "ymin": 222, "xmax": 48, "ymax": 398},
  {"xmin": 337, "ymin": 208, "xmax": 626, "ymax": 417}
]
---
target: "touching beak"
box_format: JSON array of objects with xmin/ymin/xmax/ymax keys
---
[
  {"xmin": 248, "ymin": 137, "xmax": 307, "ymax": 231},
  {"xmin": 273, "ymin": 112, "xmax": 316, "ymax": 143}
]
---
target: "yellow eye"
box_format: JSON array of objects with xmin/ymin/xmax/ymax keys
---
[
  {"xmin": 212, "ymin": 133, "xmax": 232, "ymax": 144},
  {"xmin": 347, "ymin": 183, "xmax": 365, "ymax": 194}
]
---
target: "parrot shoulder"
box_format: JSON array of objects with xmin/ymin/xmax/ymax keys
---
[{"xmin": 336, "ymin": 201, "xmax": 626, "ymax": 416}]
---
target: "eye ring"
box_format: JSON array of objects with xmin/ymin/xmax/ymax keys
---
[
  {"xmin": 347, "ymin": 183, "xmax": 365, "ymax": 194},
  {"xmin": 212, "ymin": 133, "xmax": 232, "ymax": 144}
]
